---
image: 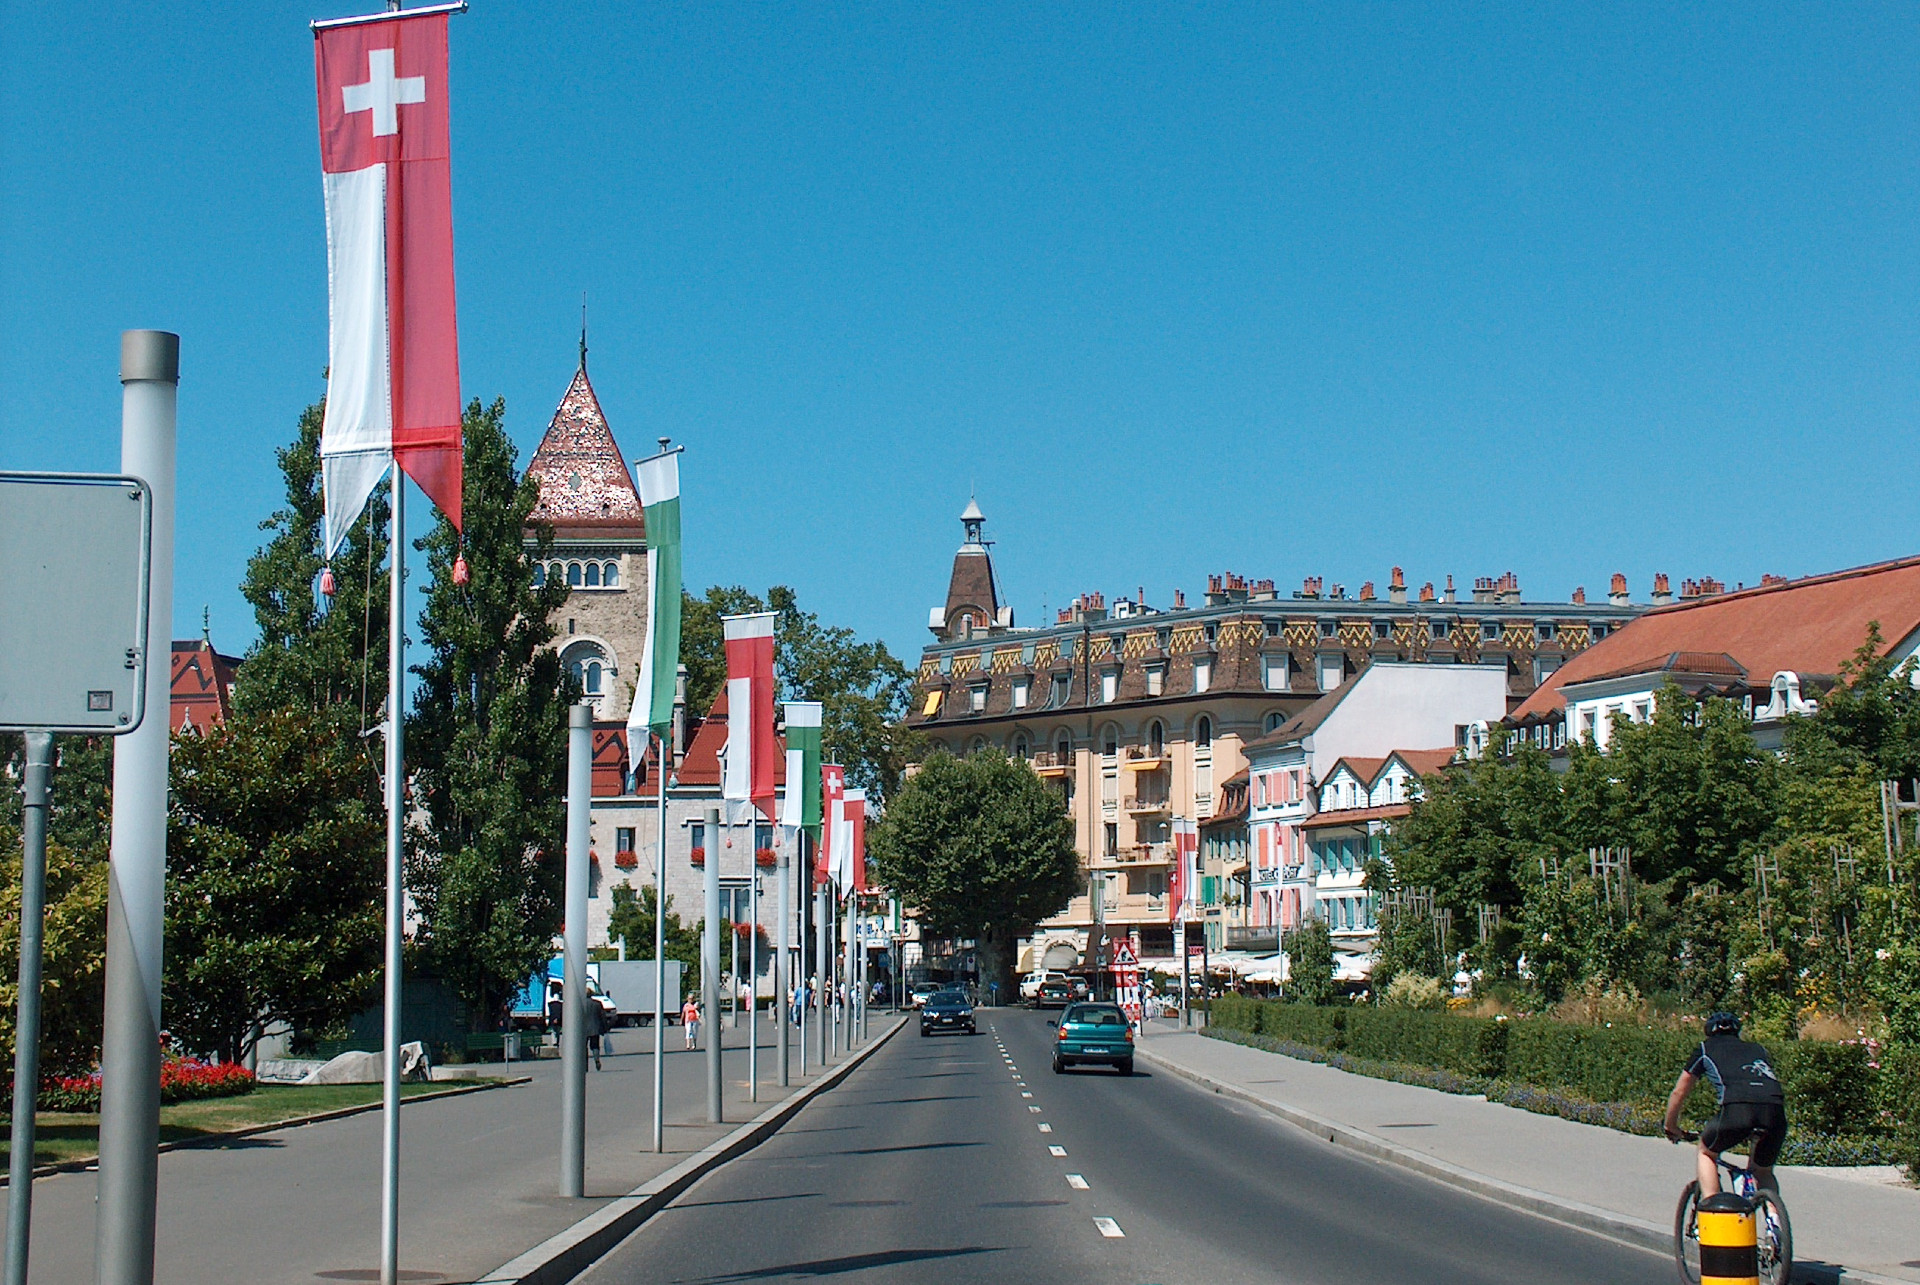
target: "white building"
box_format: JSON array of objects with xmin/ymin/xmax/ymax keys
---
[{"xmin": 1241, "ymin": 662, "xmax": 1508, "ymax": 935}]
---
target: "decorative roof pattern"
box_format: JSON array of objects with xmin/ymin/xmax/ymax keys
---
[{"xmin": 526, "ymin": 367, "xmax": 644, "ymax": 537}]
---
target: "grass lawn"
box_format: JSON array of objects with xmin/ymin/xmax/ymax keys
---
[{"xmin": 2, "ymin": 1079, "xmax": 499, "ymax": 1174}]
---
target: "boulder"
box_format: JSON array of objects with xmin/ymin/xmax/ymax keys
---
[{"xmin": 300, "ymin": 1041, "xmax": 433, "ymax": 1085}]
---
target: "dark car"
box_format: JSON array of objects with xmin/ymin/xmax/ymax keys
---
[
  {"xmin": 1034, "ymin": 980, "xmax": 1073, "ymax": 1009},
  {"xmin": 919, "ymin": 991, "xmax": 976, "ymax": 1036},
  {"xmin": 1050, "ymin": 1002, "xmax": 1134, "ymax": 1075}
]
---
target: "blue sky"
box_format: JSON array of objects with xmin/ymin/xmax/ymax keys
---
[{"xmin": 4, "ymin": 3, "xmax": 1917, "ymax": 666}]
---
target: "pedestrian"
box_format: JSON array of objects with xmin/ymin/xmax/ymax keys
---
[
  {"xmin": 682, "ymin": 995, "xmax": 701, "ymax": 1050},
  {"xmin": 585, "ymin": 993, "xmax": 604, "ymax": 1071}
]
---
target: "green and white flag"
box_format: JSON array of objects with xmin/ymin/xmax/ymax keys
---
[
  {"xmin": 627, "ymin": 449, "xmax": 682, "ymax": 742},
  {"xmin": 781, "ymin": 701, "xmax": 822, "ymax": 836}
]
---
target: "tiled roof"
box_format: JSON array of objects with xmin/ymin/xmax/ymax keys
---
[
  {"xmin": 1328, "ymin": 756, "xmax": 1387, "ymax": 786},
  {"xmin": 674, "ymin": 686, "xmax": 788, "ymax": 789},
  {"xmin": 1241, "ymin": 678, "xmax": 1355, "ymax": 752},
  {"xmin": 1302, "ymin": 803, "xmax": 1412, "ymax": 829},
  {"xmin": 1575, "ymin": 650, "xmax": 1746, "ymax": 685},
  {"xmin": 525, "ymin": 365, "xmax": 645, "ymax": 540},
  {"xmin": 1388, "ymin": 747, "xmax": 1459, "ymax": 777},
  {"xmin": 170, "ymin": 640, "xmax": 239, "ymax": 733},
  {"xmin": 1513, "ymin": 555, "xmax": 1920, "ymax": 719}
]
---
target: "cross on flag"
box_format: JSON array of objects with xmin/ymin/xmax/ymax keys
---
[{"xmin": 314, "ymin": 11, "xmax": 462, "ymax": 557}]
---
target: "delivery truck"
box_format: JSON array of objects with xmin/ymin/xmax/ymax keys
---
[{"xmin": 509, "ymin": 958, "xmax": 684, "ymax": 1028}]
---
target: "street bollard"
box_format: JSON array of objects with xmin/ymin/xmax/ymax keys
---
[{"xmin": 1696, "ymin": 1192, "xmax": 1758, "ymax": 1285}]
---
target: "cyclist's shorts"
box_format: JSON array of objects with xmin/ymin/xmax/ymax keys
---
[{"xmin": 1700, "ymin": 1102, "xmax": 1788, "ymax": 1167}]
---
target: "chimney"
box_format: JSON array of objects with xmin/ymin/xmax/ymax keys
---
[
  {"xmin": 1608, "ymin": 573, "xmax": 1629, "ymax": 607},
  {"xmin": 1499, "ymin": 571, "xmax": 1520, "ymax": 605},
  {"xmin": 1473, "ymin": 576, "xmax": 1495, "ymax": 604},
  {"xmin": 1571, "ymin": 586, "xmax": 1586, "ymax": 605},
  {"xmin": 1250, "ymin": 578, "xmax": 1276, "ymax": 601},
  {"xmin": 1652, "ymin": 573, "xmax": 1672, "ymax": 606},
  {"xmin": 1359, "ymin": 581, "xmax": 1376, "ymax": 601},
  {"xmin": 1444, "ymin": 575, "xmax": 1457, "ymax": 604},
  {"xmin": 1761, "ymin": 573, "xmax": 1787, "ymax": 588},
  {"xmin": 1419, "ymin": 581, "xmax": 1435, "ymax": 603},
  {"xmin": 1330, "ymin": 583, "xmax": 1346, "ymax": 600},
  {"xmin": 1389, "ymin": 566, "xmax": 1407, "ymax": 605},
  {"xmin": 1173, "ymin": 588, "xmax": 1186, "ymax": 610},
  {"xmin": 1297, "ymin": 576, "xmax": 1322, "ymax": 600}
]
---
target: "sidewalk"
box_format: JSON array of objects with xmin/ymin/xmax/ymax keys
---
[
  {"xmin": 1136, "ymin": 1020, "xmax": 1920, "ymax": 1285},
  {"xmin": 3, "ymin": 1012, "xmax": 895, "ymax": 1285}
]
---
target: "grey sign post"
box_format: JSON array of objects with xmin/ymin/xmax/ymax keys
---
[{"xmin": 0, "ymin": 466, "xmax": 156, "ymax": 1285}]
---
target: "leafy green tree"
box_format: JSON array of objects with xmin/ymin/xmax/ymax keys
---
[
  {"xmin": 1285, "ymin": 917, "xmax": 1337, "ymax": 1005},
  {"xmin": 868, "ymin": 750, "xmax": 1081, "ymax": 998},
  {"xmin": 164, "ymin": 707, "xmax": 385, "ymax": 1062},
  {"xmin": 407, "ymin": 399, "xmax": 576, "ymax": 1029},
  {"xmin": 0, "ymin": 824, "xmax": 106, "ymax": 1078},
  {"xmin": 234, "ymin": 399, "xmax": 390, "ymax": 721},
  {"xmin": 681, "ymin": 584, "xmax": 919, "ymax": 800},
  {"xmin": 606, "ymin": 884, "xmax": 704, "ymax": 990}
]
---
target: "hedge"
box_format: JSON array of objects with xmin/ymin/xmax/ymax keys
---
[{"xmin": 1208, "ymin": 998, "xmax": 1904, "ymax": 1148}]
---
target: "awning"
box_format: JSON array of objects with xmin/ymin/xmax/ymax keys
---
[
  {"xmin": 921, "ymin": 690, "xmax": 942, "ymax": 717},
  {"xmin": 1124, "ymin": 758, "xmax": 1167, "ymax": 772}
]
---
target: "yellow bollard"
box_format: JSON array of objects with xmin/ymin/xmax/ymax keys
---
[{"xmin": 1696, "ymin": 1192, "xmax": 1759, "ymax": 1285}]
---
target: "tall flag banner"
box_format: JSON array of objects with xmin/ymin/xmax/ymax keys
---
[
  {"xmin": 627, "ymin": 450, "xmax": 682, "ymax": 740},
  {"xmin": 1170, "ymin": 816, "xmax": 1198, "ymax": 924},
  {"xmin": 722, "ymin": 612, "xmax": 778, "ymax": 821},
  {"xmin": 844, "ymin": 789, "xmax": 869, "ymax": 893},
  {"xmin": 818, "ymin": 763, "xmax": 846, "ymax": 885},
  {"xmin": 314, "ymin": 11, "xmax": 463, "ymax": 558},
  {"xmin": 781, "ymin": 702, "xmax": 823, "ymax": 833}
]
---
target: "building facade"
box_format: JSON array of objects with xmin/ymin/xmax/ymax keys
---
[{"xmin": 908, "ymin": 501, "xmax": 1646, "ymax": 969}]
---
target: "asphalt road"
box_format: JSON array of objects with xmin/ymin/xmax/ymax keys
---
[{"xmin": 583, "ymin": 1007, "xmax": 1667, "ymax": 1285}]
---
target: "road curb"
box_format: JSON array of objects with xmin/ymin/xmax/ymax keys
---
[
  {"xmin": 473, "ymin": 1017, "xmax": 906, "ymax": 1285},
  {"xmin": 1135, "ymin": 1043, "xmax": 1911, "ymax": 1285},
  {"xmin": 1, "ymin": 1076, "xmax": 526, "ymax": 1186}
]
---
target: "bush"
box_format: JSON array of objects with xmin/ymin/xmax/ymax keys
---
[
  {"xmin": 1381, "ymin": 973, "xmax": 1447, "ymax": 1009},
  {"xmin": 1776, "ymin": 1039, "xmax": 1877, "ymax": 1137},
  {"xmin": 1503, "ymin": 1018, "xmax": 1697, "ymax": 1105}
]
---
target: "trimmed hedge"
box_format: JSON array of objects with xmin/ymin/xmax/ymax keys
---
[{"xmin": 1208, "ymin": 999, "xmax": 1903, "ymax": 1146}]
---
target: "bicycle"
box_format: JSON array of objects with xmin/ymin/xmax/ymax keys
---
[{"xmin": 1672, "ymin": 1131, "xmax": 1792, "ymax": 1285}]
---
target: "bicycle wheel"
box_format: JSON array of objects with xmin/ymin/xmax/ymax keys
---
[
  {"xmin": 1754, "ymin": 1189, "xmax": 1792, "ymax": 1285},
  {"xmin": 1672, "ymin": 1181, "xmax": 1703, "ymax": 1285}
]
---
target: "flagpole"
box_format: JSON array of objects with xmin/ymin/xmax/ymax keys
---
[
  {"xmin": 380, "ymin": 471, "xmax": 405, "ymax": 1285},
  {"xmin": 777, "ymin": 827, "xmax": 790, "ymax": 1086},
  {"xmin": 651, "ymin": 729, "xmax": 668, "ymax": 1153},
  {"xmin": 748, "ymin": 857, "xmax": 758, "ymax": 1101}
]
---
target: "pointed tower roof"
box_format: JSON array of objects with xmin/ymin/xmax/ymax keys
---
[{"xmin": 526, "ymin": 365, "xmax": 645, "ymax": 540}]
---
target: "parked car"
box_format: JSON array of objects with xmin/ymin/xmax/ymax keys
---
[
  {"xmin": 919, "ymin": 991, "xmax": 976, "ymax": 1037},
  {"xmin": 1019, "ymin": 970, "xmax": 1067, "ymax": 1003},
  {"xmin": 909, "ymin": 982, "xmax": 941, "ymax": 1009},
  {"xmin": 1050, "ymin": 1002, "xmax": 1134, "ymax": 1075},
  {"xmin": 1068, "ymin": 976, "xmax": 1091, "ymax": 1000},
  {"xmin": 1033, "ymin": 979, "xmax": 1073, "ymax": 1009}
]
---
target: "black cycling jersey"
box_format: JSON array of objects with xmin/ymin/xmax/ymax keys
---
[{"xmin": 1684, "ymin": 1035, "xmax": 1785, "ymax": 1107}]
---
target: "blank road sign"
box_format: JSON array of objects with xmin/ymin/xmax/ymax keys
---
[{"xmin": 0, "ymin": 472, "xmax": 152, "ymax": 733}]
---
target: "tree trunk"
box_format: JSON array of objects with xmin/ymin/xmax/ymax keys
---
[{"xmin": 977, "ymin": 925, "xmax": 1017, "ymax": 1006}]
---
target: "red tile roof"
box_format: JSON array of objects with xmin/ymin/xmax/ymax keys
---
[
  {"xmin": 1302, "ymin": 803, "xmax": 1411, "ymax": 829},
  {"xmin": 1327, "ymin": 756, "xmax": 1386, "ymax": 786},
  {"xmin": 525, "ymin": 365, "xmax": 645, "ymax": 540},
  {"xmin": 673, "ymin": 686, "xmax": 789, "ymax": 790},
  {"xmin": 1513, "ymin": 555, "xmax": 1920, "ymax": 720},
  {"xmin": 1389, "ymin": 748, "xmax": 1459, "ymax": 777},
  {"xmin": 170, "ymin": 640, "xmax": 238, "ymax": 734}
]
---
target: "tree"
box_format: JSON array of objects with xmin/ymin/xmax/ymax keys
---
[
  {"xmin": 681, "ymin": 584, "xmax": 919, "ymax": 800},
  {"xmin": 606, "ymin": 884, "xmax": 705, "ymax": 990},
  {"xmin": 164, "ymin": 707, "xmax": 385, "ymax": 1062},
  {"xmin": 867, "ymin": 750, "xmax": 1081, "ymax": 998},
  {"xmin": 0, "ymin": 824, "xmax": 106, "ymax": 1078},
  {"xmin": 1285, "ymin": 917, "xmax": 1337, "ymax": 1005},
  {"xmin": 234, "ymin": 400, "xmax": 390, "ymax": 721},
  {"xmin": 407, "ymin": 398, "xmax": 576, "ymax": 1028}
]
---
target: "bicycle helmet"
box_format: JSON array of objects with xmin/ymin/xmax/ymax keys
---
[{"xmin": 1704, "ymin": 1010, "xmax": 1740, "ymax": 1037}]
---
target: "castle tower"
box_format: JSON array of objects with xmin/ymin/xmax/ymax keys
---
[
  {"xmin": 928, "ymin": 496, "xmax": 1009, "ymax": 640},
  {"xmin": 524, "ymin": 358, "xmax": 649, "ymax": 720}
]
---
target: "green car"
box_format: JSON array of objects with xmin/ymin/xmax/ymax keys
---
[{"xmin": 1049, "ymin": 1002, "xmax": 1134, "ymax": 1076}]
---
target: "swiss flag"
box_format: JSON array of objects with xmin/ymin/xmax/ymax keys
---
[{"xmin": 314, "ymin": 12, "xmax": 461, "ymax": 557}]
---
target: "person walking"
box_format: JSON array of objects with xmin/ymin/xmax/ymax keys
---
[
  {"xmin": 682, "ymin": 995, "xmax": 701, "ymax": 1051},
  {"xmin": 585, "ymin": 993, "xmax": 605, "ymax": 1071}
]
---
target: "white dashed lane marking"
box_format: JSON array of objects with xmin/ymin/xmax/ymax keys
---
[
  {"xmin": 1020, "ymin": 1091, "xmax": 1033, "ymax": 1098},
  {"xmin": 1066, "ymin": 1174, "xmax": 1089, "ymax": 1190},
  {"xmin": 1038, "ymin": 1123, "xmax": 1053, "ymax": 1133},
  {"xmin": 1028, "ymin": 1105, "xmax": 1042, "ymax": 1113},
  {"xmin": 1048, "ymin": 1145, "xmax": 1067, "ymax": 1157},
  {"xmin": 1094, "ymin": 1217, "xmax": 1125, "ymax": 1238}
]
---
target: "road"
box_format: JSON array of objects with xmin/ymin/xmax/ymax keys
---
[{"xmin": 583, "ymin": 1007, "xmax": 1665, "ymax": 1284}]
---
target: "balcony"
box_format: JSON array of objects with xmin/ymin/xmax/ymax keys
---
[
  {"xmin": 1123, "ymin": 793, "xmax": 1171, "ymax": 817},
  {"xmin": 1031, "ymin": 750, "xmax": 1073, "ymax": 776},
  {"xmin": 1124, "ymin": 745, "xmax": 1170, "ymax": 772},
  {"xmin": 1103, "ymin": 843, "xmax": 1173, "ymax": 867}
]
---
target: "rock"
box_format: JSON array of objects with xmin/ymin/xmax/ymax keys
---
[{"xmin": 300, "ymin": 1042, "xmax": 433, "ymax": 1086}]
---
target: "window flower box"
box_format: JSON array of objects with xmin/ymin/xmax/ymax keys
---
[
  {"xmin": 614, "ymin": 850, "xmax": 639, "ymax": 869},
  {"xmin": 755, "ymin": 847, "xmax": 776, "ymax": 868},
  {"xmin": 689, "ymin": 846, "xmax": 705, "ymax": 866}
]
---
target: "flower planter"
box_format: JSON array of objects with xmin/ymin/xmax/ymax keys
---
[
  {"xmin": 614, "ymin": 850, "xmax": 639, "ymax": 869},
  {"xmin": 689, "ymin": 847, "xmax": 706, "ymax": 866},
  {"xmin": 755, "ymin": 847, "xmax": 776, "ymax": 868}
]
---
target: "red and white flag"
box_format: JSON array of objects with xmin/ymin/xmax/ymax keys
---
[
  {"xmin": 1170, "ymin": 816, "xmax": 1198, "ymax": 924},
  {"xmin": 722, "ymin": 612, "xmax": 778, "ymax": 822},
  {"xmin": 844, "ymin": 789, "xmax": 869, "ymax": 894},
  {"xmin": 314, "ymin": 10, "xmax": 462, "ymax": 557},
  {"xmin": 817, "ymin": 763, "xmax": 846, "ymax": 886}
]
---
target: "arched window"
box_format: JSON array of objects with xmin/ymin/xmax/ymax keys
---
[
  {"xmin": 1102, "ymin": 728, "xmax": 1119, "ymax": 759},
  {"xmin": 603, "ymin": 561, "xmax": 620, "ymax": 588},
  {"xmin": 956, "ymin": 612, "xmax": 974, "ymax": 639},
  {"xmin": 562, "ymin": 641, "xmax": 610, "ymax": 705},
  {"xmin": 1265, "ymin": 711, "xmax": 1287, "ymax": 733},
  {"xmin": 566, "ymin": 562, "xmax": 583, "ymax": 587},
  {"xmin": 968, "ymin": 736, "xmax": 987, "ymax": 755},
  {"xmin": 1055, "ymin": 734, "xmax": 1072, "ymax": 761},
  {"xmin": 1195, "ymin": 716, "xmax": 1213, "ymax": 750},
  {"xmin": 1012, "ymin": 733, "xmax": 1030, "ymax": 759},
  {"xmin": 584, "ymin": 661, "xmax": 603, "ymax": 694},
  {"xmin": 1147, "ymin": 720, "xmax": 1165, "ymax": 756},
  {"xmin": 584, "ymin": 563, "xmax": 601, "ymax": 588},
  {"xmin": 531, "ymin": 563, "xmax": 545, "ymax": 587}
]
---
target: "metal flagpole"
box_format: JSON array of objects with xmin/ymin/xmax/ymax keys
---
[
  {"xmin": 96, "ymin": 329, "xmax": 177, "ymax": 1285},
  {"xmin": 5, "ymin": 732, "xmax": 53, "ymax": 1285},
  {"xmin": 777, "ymin": 827, "xmax": 790, "ymax": 1086},
  {"xmin": 748, "ymin": 864, "xmax": 758, "ymax": 1101},
  {"xmin": 816, "ymin": 881, "xmax": 830, "ymax": 1065},
  {"xmin": 651, "ymin": 730, "xmax": 668, "ymax": 1153},
  {"xmin": 560, "ymin": 704, "xmax": 590, "ymax": 1197},
  {"xmin": 704, "ymin": 806, "xmax": 722, "ymax": 1123},
  {"xmin": 379, "ymin": 470, "xmax": 406, "ymax": 1285},
  {"xmin": 797, "ymin": 831, "xmax": 809, "ymax": 1076}
]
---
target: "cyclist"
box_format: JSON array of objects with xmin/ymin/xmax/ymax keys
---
[{"xmin": 1662, "ymin": 1011, "xmax": 1788, "ymax": 1197}]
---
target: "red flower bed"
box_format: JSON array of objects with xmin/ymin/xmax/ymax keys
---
[
  {"xmin": 614, "ymin": 850, "xmax": 639, "ymax": 869},
  {"xmin": 31, "ymin": 1056, "xmax": 256, "ymax": 1113}
]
